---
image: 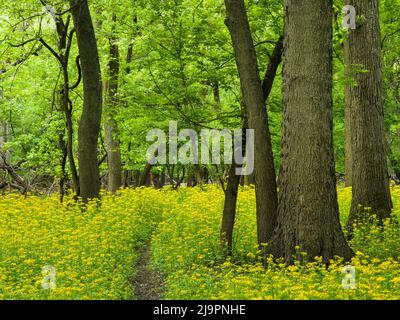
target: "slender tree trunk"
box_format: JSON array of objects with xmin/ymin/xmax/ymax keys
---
[
  {"xmin": 139, "ymin": 150, "xmax": 158, "ymax": 187},
  {"xmin": 225, "ymin": 0, "xmax": 278, "ymax": 246},
  {"xmin": 104, "ymin": 14, "xmax": 122, "ymax": 194},
  {"xmin": 139, "ymin": 163, "xmax": 153, "ymax": 187},
  {"xmin": 345, "ymin": 0, "xmax": 392, "ymax": 233},
  {"xmin": 59, "ymin": 28, "xmax": 80, "ymax": 196},
  {"xmin": 221, "ymin": 35, "xmax": 283, "ymax": 254},
  {"xmin": 389, "ymin": 147, "xmax": 400, "ymax": 183},
  {"xmin": 344, "ymin": 69, "xmax": 352, "ymax": 187},
  {"xmin": 58, "ymin": 129, "xmax": 68, "ymax": 202},
  {"xmin": 0, "ymin": 121, "xmax": 10, "ymax": 162},
  {"xmin": 268, "ymin": 0, "xmax": 353, "ymax": 263},
  {"xmin": 194, "ymin": 164, "xmax": 204, "ymax": 185},
  {"xmin": 262, "ymin": 35, "xmax": 283, "ymax": 101},
  {"xmin": 70, "ymin": 0, "xmax": 103, "ymax": 201},
  {"xmin": 220, "ymin": 152, "xmax": 242, "ymax": 254}
]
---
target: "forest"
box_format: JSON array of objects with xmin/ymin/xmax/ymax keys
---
[{"xmin": 0, "ymin": 0, "xmax": 400, "ymax": 301}]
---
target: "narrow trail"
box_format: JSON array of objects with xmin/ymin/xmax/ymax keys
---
[{"xmin": 133, "ymin": 242, "xmax": 164, "ymax": 300}]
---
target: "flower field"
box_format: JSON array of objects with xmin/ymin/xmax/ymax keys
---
[
  {"xmin": 152, "ymin": 186, "xmax": 400, "ymax": 300},
  {"xmin": 0, "ymin": 188, "xmax": 169, "ymax": 299},
  {"xmin": 1, "ymin": 186, "xmax": 400, "ymax": 300}
]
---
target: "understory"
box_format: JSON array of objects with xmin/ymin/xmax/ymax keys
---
[{"xmin": 0, "ymin": 186, "xmax": 399, "ymax": 300}]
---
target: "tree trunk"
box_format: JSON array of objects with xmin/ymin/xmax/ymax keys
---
[
  {"xmin": 194, "ymin": 164, "xmax": 204, "ymax": 185},
  {"xmin": 225, "ymin": 0, "xmax": 278, "ymax": 246},
  {"xmin": 220, "ymin": 153, "xmax": 242, "ymax": 254},
  {"xmin": 262, "ymin": 35, "xmax": 283, "ymax": 101},
  {"xmin": 0, "ymin": 121, "xmax": 10, "ymax": 163},
  {"xmin": 57, "ymin": 15, "xmax": 80, "ymax": 196},
  {"xmin": 268, "ymin": 0, "xmax": 353, "ymax": 263},
  {"xmin": 344, "ymin": 51, "xmax": 352, "ymax": 188},
  {"xmin": 104, "ymin": 14, "xmax": 122, "ymax": 194},
  {"xmin": 139, "ymin": 162, "xmax": 153, "ymax": 187},
  {"xmin": 70, "ymin": 0, "xmax": 103, "ymax": 201},
  {"xmin": 220, "ymin": 34, "xmax": 283, "ymax": 253},
  {"xmin": 344, "ymin": 0, "xmax": 392, "ymax": 233},
  {"xmin": 58, "ymin": 129, "xmax": 68, "ymax": 202},
  {"xmin": 344, "ymin": 103, "xmax": 352, "ymax": 187}
]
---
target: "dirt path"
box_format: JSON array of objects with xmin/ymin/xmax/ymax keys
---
[{"xmin": 133, "ymin": 242, "xmax": 164, "ymax": 300}]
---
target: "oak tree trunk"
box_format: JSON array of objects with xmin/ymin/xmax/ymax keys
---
[
  {"xmin": 344, "ymin": 0, "xmax": 392, "ymax": 232},
  {"xmin": 104, "ymin": 14, "xmax": 122, "ymax": 194},
  {"xmin": 70, "ymin": 0, "xmax": 103, "ymax": 201},
  {"xmin": 225, "ymin": 0, "xmax": 278, "ymax": 246},
  {"xmin": 268, "ymin": 0, "xmax": 353, "ymax": 263}
]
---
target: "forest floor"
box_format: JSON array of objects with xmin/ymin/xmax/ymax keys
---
[
  {"xmin": 1, "ymin": 186, "xmax": 400, "ymax": 299},
  {"xmin": 133, "ymin": 242, "xmax": 164, "ymax": 300}
]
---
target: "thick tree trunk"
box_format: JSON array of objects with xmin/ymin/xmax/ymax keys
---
[
  {"xmin": 225, "ymin": 0, "xmax": 278, "ymax": 246},
  {"xmin": 344, "ymin": 0, "xmax": 392, "ymax": 232},
  {"xmin": 104, "ymin": 14, "xmax": 122, "ymax": 194},
  {"xmin": 268, "ymin": 0, "xmax": 353, "ymax": 263},
  {"xmin": 70, "ymin": 0, "xmax": 103, "ymax": 201}
]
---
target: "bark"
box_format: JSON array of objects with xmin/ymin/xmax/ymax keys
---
[
  {"xmin": 212, "ymin": 81, "xmax": 221, "ymax": 105},
  {"xmin": 262, "ymin": 35, "xmax": 284, "ymax": 101},
  {"xmin": 58, "ymin": 129, "xmax": 68, "ymax": 202},
  {"xmin": 0, "ymin": 121, "xmax": 10, "ymax": 163},
  {"xmin": 220, "ymin": 152, "xmax": 242, "ymax": 254},
  {"xmin": 194, "ymin": 164, "xmax": 204, "ymax": 185},
  {"xmin": 56, "ymin": 15, "xmax": 80, "ymax": 196},
  {"xmin": 268, "ymin": 0, "xmax": 353, "ymax": 263},
  {"xmin": 225, "ymin": 0, "xmax": 278, "ymax": 246},
  {"xmin": 344, "ymin": 0, "xmax": 392, "ymax": 233},
  {"xmin": 70, "ymin": 0, "xmax": 103, "ymax": 201},
  {"xmin": 139, "ymin": 150, "xmax": 158, "ymax": 187},
  {"xmin": 244, "ymin": 173, "xmax": 255, "ymax": 185},
  {"xmin": 139, "ymin": 164, "xmax": 153, "ymax": 187},
  {"xmin": 0, "ymin": 151, "xmax": 28, "ymax": 194},
  {"xmin": 344, "ymin": 105, "xmax": 352, "ymax": 187},
  {"xmin": 221, "ymin": 35, "xmax": 283, "ymax": 253},
  {"xmin": 104, "ymin": 14, "xmax": 122, "ymax": 194}
]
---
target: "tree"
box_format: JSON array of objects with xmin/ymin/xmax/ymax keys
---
[
  {"xmin": 344, "ymin": 0, "xmax": 392, "ymax": 232},
  {"xmin": 225, "ymin": 0, "xmax": 278, "ymax": 246},
  {"xmin": 104, "ymin": 14, "xmax": 122, "ymax": 194},
  {"xmin": 51, "ymin": 9, "xmax": 80, "ymax": 197},
  {"xmin": 220, "ymin": 35, "xmax": 283, "ymax": 253},
  {"xmin": 268, "ymin": 0, "xmax": 353, "ymax": 263},
  {"xmin": 69, "ymin": 0, "xmax": 103, "ymax": 201}
]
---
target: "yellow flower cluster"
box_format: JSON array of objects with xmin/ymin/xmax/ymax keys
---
[
  {"xmin": 152, "ymin": 185, "xmax": 400, "ymax": 300},
  {"xmin": 0, "ymin": 188, "xmax": 171, "ymax": 300},
  {"xmin": 1, "ymin": 185, "xmax": 400, "ymax": 300}
]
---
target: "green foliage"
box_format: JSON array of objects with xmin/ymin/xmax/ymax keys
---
[{"xmin": 1, "ymin": 0, "xmax": 400, "ymax": 178}]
